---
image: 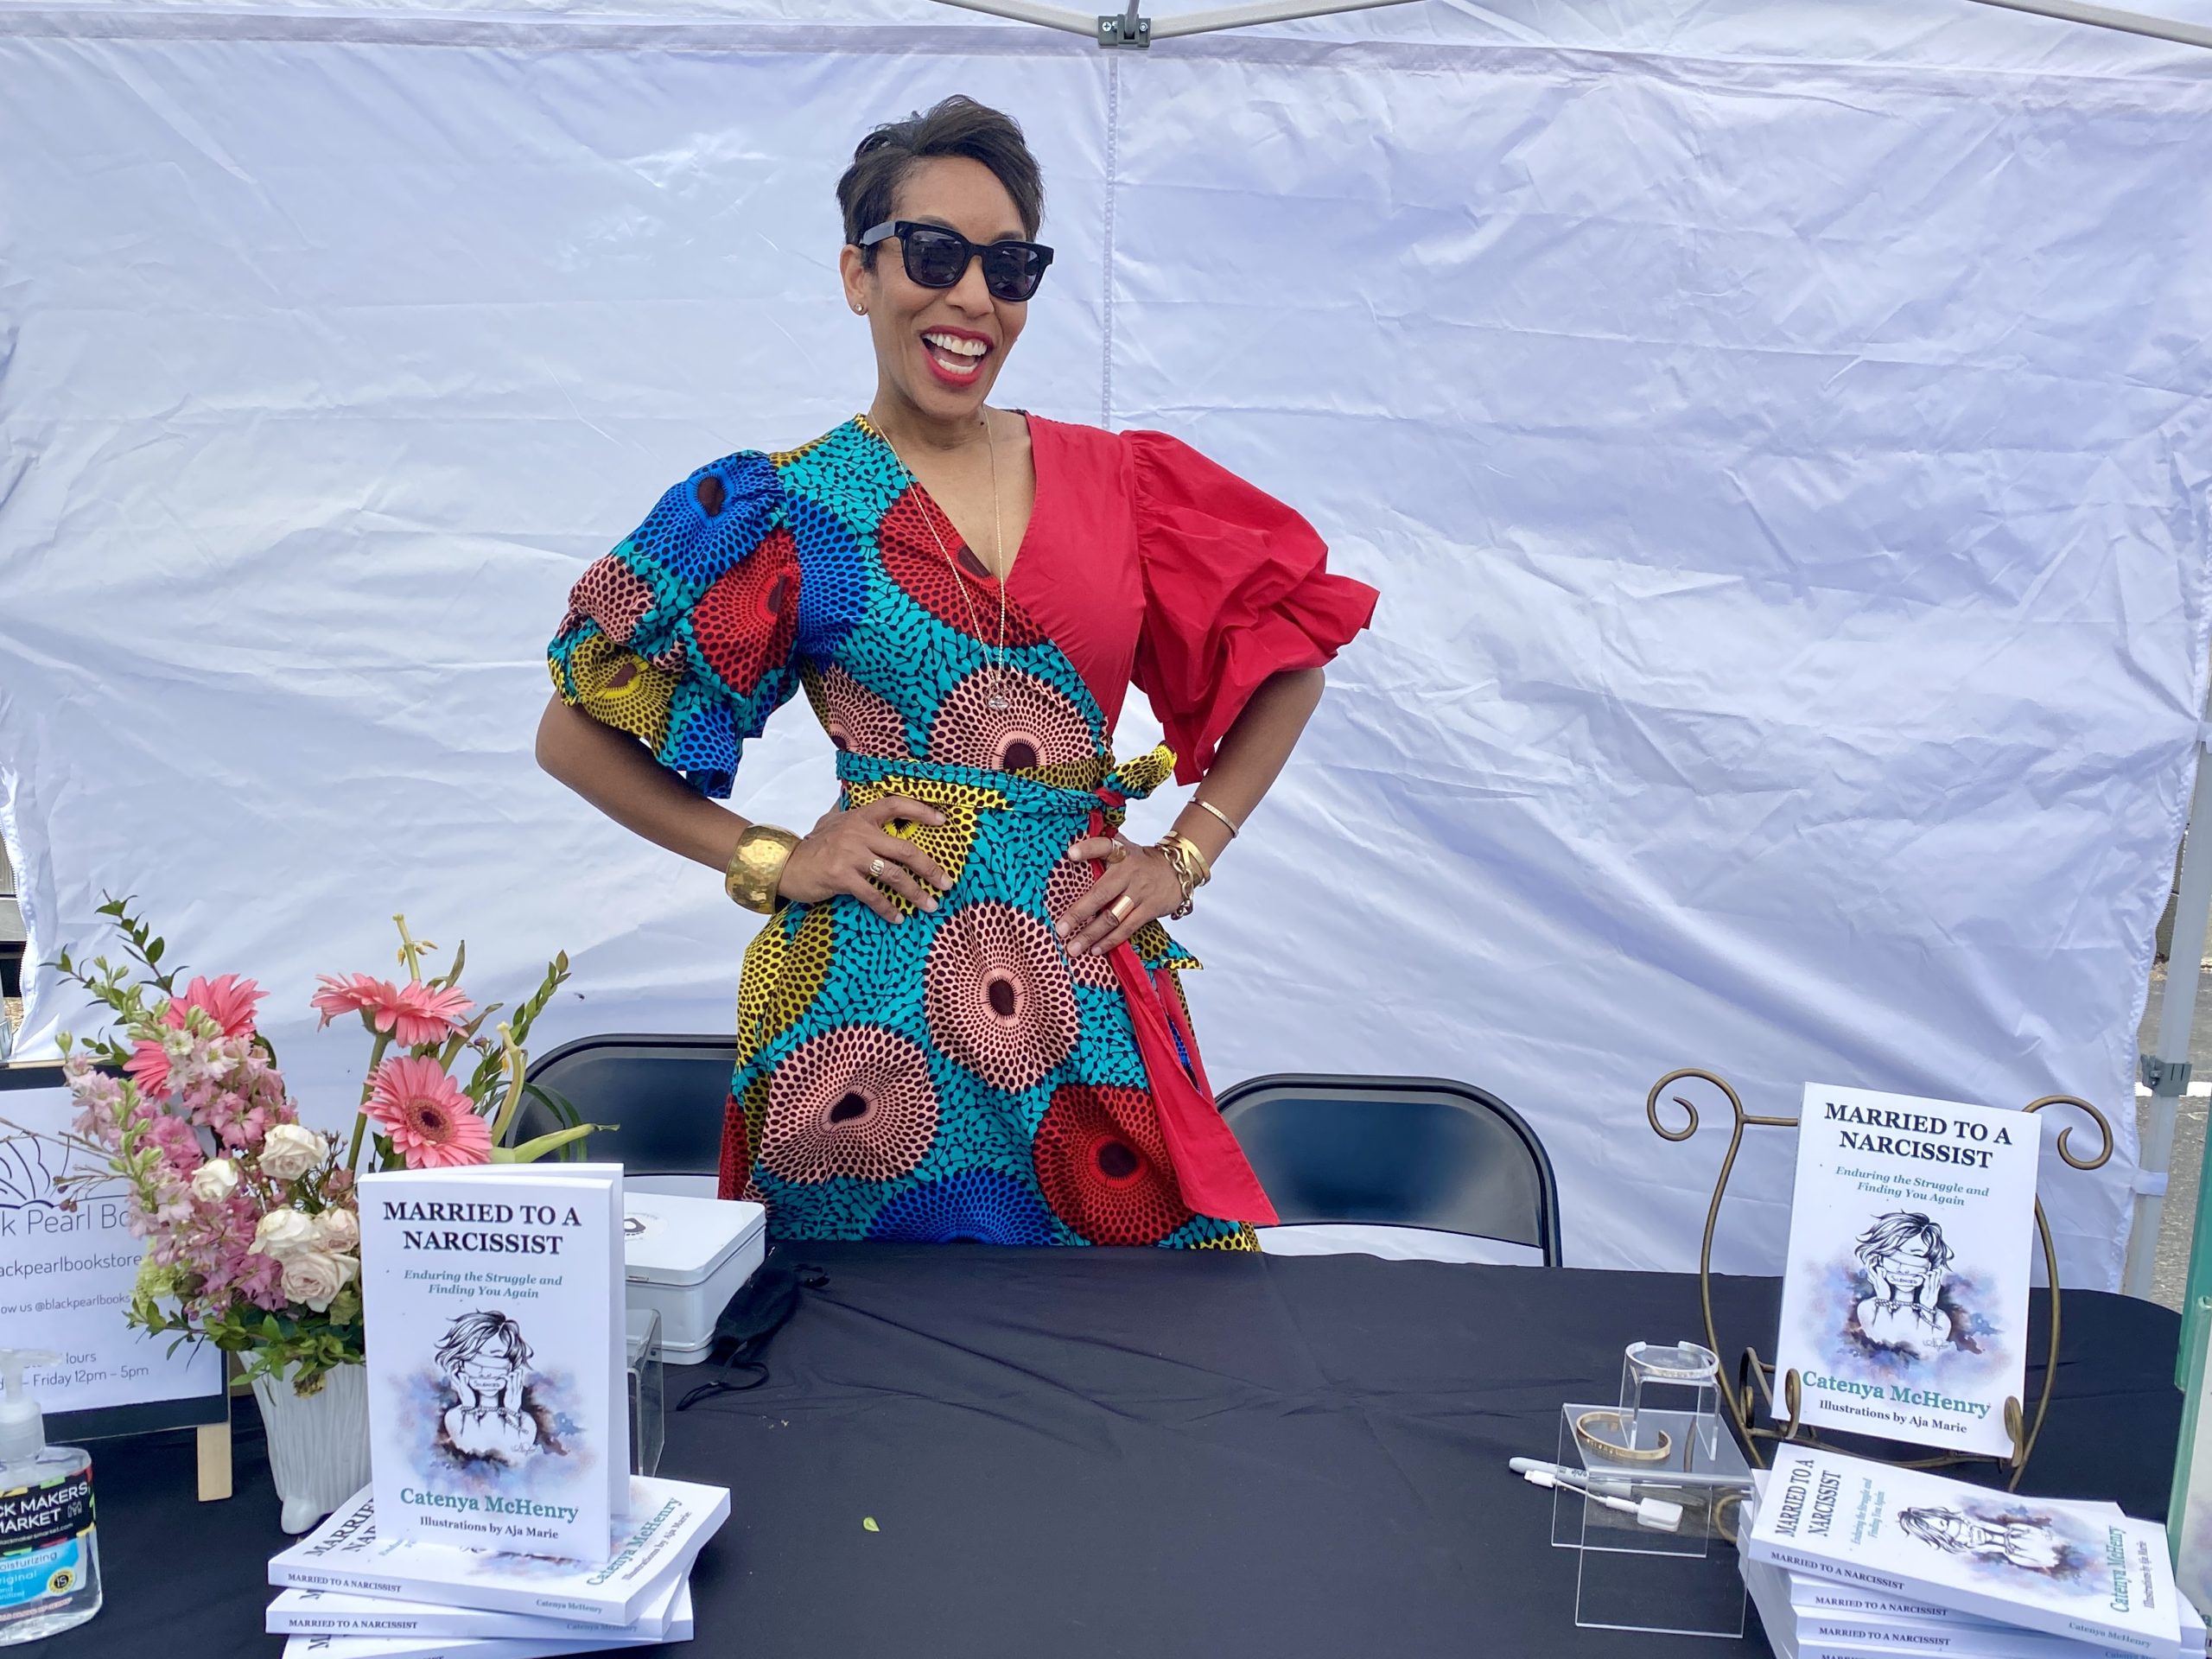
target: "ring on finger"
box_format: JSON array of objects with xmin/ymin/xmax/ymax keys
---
[
  {"xmin": 1104, "ymin": 839, "xmax": 1129, "ymax": 865},
  {"xmin": 868, "ymin": 856, "xmax": 885, "ymax": 879},
  {"xmin": 1107, "ymin": 893, "xmax": 1135, "ymax": 923}
]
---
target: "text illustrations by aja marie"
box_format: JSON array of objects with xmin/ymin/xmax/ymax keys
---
[
  {"xmin": 359, "ymin": 1166, "xmax": 626, "ymax": 1560},
  {"xmin": 1770, "ymin": 1084, "xmax": 2043, "ymax": 1459}
]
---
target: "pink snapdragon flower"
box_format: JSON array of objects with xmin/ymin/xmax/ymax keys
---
[
  {"xmin": 313, "ymin": 975, "xmax": 474, "ymax": 1048},
  {"xmin": 365, "ymin": 1056, "xmax": 492, "ymax": 1168},
  {"xmin": 65, "ymin": 1058, "xmax": 129, "ymax": 1148},
  {"xmin": 137, "ymin": 1109, "xmax": 205, "ymax": 1181}
]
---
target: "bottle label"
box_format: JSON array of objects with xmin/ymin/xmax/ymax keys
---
[{"xmin": 0, "ymin": 1469, "xmax": 94, "ymax": 1618}]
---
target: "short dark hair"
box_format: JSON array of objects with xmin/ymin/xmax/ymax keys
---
[{"xmin": 837, "ymin": 95, "xmax": 1044, "ymax": 264}]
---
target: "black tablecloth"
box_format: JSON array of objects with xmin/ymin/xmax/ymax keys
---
[{"xmin": 46, "ymin": 1245, "xmax": 2183, "ymax": 1658}]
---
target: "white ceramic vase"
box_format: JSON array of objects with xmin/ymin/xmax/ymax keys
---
[{"xmin": 252, "ymin": 1358, "xmax": 372, "ymax": 1534}]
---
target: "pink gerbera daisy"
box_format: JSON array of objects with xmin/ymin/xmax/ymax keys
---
[
  {"xmin": 125, "ymin": 1039, "xmax": 172, "ymax": 1098},
  {"xmin": 173, "ymin": 974, "xmax": 264, "ymax": 1039},
  {"xmin": 313, "ymin": 975, "xmax": 474, "ymax": 1048},
  {"xmin": 391, "ymin": 980, "xmax": 474, "ymax": 1047},
  {"xmin": 311, "ymin": 972, "xmax": 389, "ymax": 1027},
  {"xmin": 365, "ymin": 1056, "xmax": 492, "ymax": 1168},
  {"xmin": 131, "ymin": 973, "xmax": 267, "ymax": 1096}
]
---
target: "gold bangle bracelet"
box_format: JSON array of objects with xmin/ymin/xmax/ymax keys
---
[
  {"xmin": 1572, "ymin": 1409, "xmax": 1675, "ymax": 1465},
  {"xmin": 1158, "ymin": 828, "xmax": 1213, "ymax": 887},
  {"xmin": 1191, "ymin": 798, "xmax": 1242, "ymax": 840},
  {"xmin": 723, "ymin": 824, "xmax": 800, "ymax": 915}
]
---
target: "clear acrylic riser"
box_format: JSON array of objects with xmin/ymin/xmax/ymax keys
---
[
  {"xmin": 626, "ymin": 1305, "xmax": 665, "ymax": 1478},
  {"xmin": 1551, "ymin": 1402, "xmax": 1751, "ymax": 1638}
]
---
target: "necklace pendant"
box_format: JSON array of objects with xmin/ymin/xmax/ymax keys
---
[{"xmin": 986, "ymin": 693, "xmax": 1012, "ymax": 711}]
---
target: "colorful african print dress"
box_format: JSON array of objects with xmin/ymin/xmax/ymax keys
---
[{"xmin": 546, "ymin": 413, "xmax": 1377, "ymax": 1248}]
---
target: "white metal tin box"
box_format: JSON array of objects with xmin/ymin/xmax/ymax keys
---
[{"xmin": 621, "ymin": 1193, "xmax": 767, "ymax": 1364}]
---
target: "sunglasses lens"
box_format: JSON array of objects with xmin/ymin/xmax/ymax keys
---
[
  {"xmin": 981, "ymin": 246, "xmax": 1044, "ymax": 302},
  {"xmin": 902, "ymin": 230, "xmax": 969, "ymax": 288}
]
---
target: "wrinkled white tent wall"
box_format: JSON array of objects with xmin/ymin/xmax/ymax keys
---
[{"xmin": 3, "ymin": 1, "xmax": 2209, "ymax": 1282}]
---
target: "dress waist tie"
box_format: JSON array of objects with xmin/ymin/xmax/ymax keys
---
[
  {"xmin": 1086, "ymin": 764, "xmax": 1279, "ymax": 1230},
  {"xmin": 837, "ymin": 747, "xmax": 1280, "ymax": 1230}
]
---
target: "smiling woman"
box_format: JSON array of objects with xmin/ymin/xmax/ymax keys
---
[{"xmin": 535, "ymin": 95, "xmax": 1378, "ymax": 1249}]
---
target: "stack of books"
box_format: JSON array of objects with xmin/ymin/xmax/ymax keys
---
[
  {"xmin": 1744, "ymin": 1447, "xmax": 2203, "ymax": 1659},
  {"xmin": 264, "ymin": 1474, "xmax": 729, "ymax": 1659}
]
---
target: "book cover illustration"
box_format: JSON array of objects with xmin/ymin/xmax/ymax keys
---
[
  {"xmin": 1745, "ymin": 1447, "xmax": 2180, "ymax": 1657},
  {"xmin": 1771, "ymin": 1084, "xmax": 2043, "ymax": 1457},
  {"xmin": 360, "ymin": 1169, "xmax": 622, "ymax": 1559}
]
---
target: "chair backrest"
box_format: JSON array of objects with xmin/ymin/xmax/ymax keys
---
[
  {"xmin": 1217, "ymin": 1073, "xmax": 1563, "ymax": 1264},
  {"xmin": 514, "ymin": 1033, "xmax": 734, "ymax": 1175}
]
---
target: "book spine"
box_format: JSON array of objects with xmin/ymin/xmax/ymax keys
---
[
  {"xmin": 1802, "ymin": 1615, "xmax": 2132, "ymax": 1658},
  {"xmin": 267, "ymin": 1607, "xmax": 665, "ymax": 1641},
  {"xmin": 269, "ymin": 1611, "xmax": 431, "ymax": 1634},
  {"xmin": 1801, "ymin": 1592, "xmax": 1991, "ymax": 1626},
  {"xmin": 267, "ymin": 1561, "xmax": 638, "ymax": 1629},
  {"xmin": 1745, "ymin": 1539, "xmax": 2158, "ymax": 1657}
]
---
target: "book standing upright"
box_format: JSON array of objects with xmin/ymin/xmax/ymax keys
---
[
  {"xmin": 1771, "ymin": 1084, "xmax": 2042, "ymax": 1459},
  {"xmin": 359, "ymin": 1166, "xmax": 626, "ymax": 1560}
]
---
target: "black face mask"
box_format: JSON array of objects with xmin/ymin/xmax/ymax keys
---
[{"xmin": 675, "ymin": 1253, "xmax": 829, "ymax": 1412}]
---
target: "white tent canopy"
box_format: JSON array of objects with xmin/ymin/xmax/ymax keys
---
[{"xmin": 3, "ymin": 0, "xmax": 2209, "ymax": 1285}]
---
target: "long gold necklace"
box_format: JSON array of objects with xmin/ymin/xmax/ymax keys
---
[{"xmin": 880, "ymin": 413, "xmax": 1013, "ymax": 710}]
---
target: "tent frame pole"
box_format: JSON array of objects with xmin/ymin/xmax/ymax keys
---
[
  {"xmin": 925, "ymin": 0, "xmax": 2211, "ymax": 54},
  {"xmin": 2130, "ymin": 717, "xmax": 2212, "ymax": 1301},
  {"xmin": 2156, "ymin": 724, "xmax": 2212, "ymax": 1359}
]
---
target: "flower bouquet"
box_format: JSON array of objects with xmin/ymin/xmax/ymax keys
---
[{"xmin": 18, "ymin": 901, "xmax": 601, "ymax": 1529}]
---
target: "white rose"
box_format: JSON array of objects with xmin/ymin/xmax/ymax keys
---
[
  {"xmin": 189, "ymin": 1160, "xmax": 238, "ymax": 1204},
  {"xmin": 313, "ymin": 1206, "xmax": 359, "ymax": 1254},
  {"xmin": 257, "ymin": 1124, "xmax": 328, "ymax": 1184},
  {"xmin": 251, "ymin": 1208, "xmax": 319, "ymax": 1262},
  {"xmin": 280, "ymin": 1249, "xmax": 358, "ymax": 1313}
]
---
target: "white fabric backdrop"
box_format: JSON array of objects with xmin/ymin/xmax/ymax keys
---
[{"xmin": 3, "ymin": 0, "xmax": 2209, "ymax": 1283}]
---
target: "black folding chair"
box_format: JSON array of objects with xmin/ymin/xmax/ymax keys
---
[
  {"xmin": 512, "ymin": 1033, "xmax": 735, "ymax": 1192},
  {"xmin": 1217, "ymin": 1073, "xmax": 1563, "ymax": 1265}
]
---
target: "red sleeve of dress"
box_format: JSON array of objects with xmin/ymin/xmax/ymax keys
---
[{"xmin": 1127, "ymin": 429, "xmax": 1378, "ymax": 785}]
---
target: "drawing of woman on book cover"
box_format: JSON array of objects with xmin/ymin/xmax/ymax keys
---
[
  {"xmin": 435, "ymin": 1312, "xmax": 548, "ymax": 1465},
  {"xmin": 1897, "ymin": 1503, "xmax": 2095, "ymax": 1585},
  {"xmin": 1847, "ymin": 1211, "xmax": 1967, "ymax": 1361}
]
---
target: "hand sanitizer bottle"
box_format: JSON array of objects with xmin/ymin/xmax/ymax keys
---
[{"xmin": 0, "ymin": 1351, "xmax": 101, "ymax": 1644}]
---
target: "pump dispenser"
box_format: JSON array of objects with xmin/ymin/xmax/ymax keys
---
[{"xmin": 0, "ymin": 1351, "xmax": 101, "ymax": 1643}]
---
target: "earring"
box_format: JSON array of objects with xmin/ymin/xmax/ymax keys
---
[{"xmin": 853, "ymin": 302, "xmax": 867, "ymax": 315}]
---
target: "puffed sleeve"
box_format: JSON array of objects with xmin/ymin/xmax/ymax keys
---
[
  {"xmin": 1128, "ymin": 430, "xmax": 1378, "ymax": 785},
  {"xmin": 546, "ymin": 450, "xmax": 801, "ymax": 799}
]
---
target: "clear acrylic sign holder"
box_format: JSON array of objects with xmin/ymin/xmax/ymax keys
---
[{"xmin": 1552, "ymin": 1340, "xmax": 1751, "ymax": 1639}]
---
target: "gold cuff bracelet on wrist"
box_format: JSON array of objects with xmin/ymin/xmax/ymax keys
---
[
  {"xmin": 1191, "ymin": 798, "xmax": 1242, "ymax": 839},
  {"xmin": 1151, "ymin": 829, "xmax": 1213, "ymax": 921},
  {"xmin": 724, "ymin": 824, "xmax": 801, "ymax": 915}
]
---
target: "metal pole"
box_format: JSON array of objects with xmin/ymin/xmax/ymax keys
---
[
  {"xmin": 923, "ymin": 0, "xmax": 2210, "ymax": 50},
  {"xmin": 923, "ymin": 0, "xmax": 1099, "ymax": 36},
  {"xmin": 2134, "ymin": 719, "xmax": 2212, "ymax": 1305},
  {"xmin": 1963, "ymin": 0, "xmax": 2212, "ymax": 48},
  {"xmin": 2162, "ymin": 729, "xmax": 2212, "ymax": 1387},
  {"xmin": 1151, "ymin": 0, "xmax": 1421, "ymax": 38}
]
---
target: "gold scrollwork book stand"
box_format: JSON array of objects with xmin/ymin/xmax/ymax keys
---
[{"xmin": 1645, "ymin": 1067, "xmax": 2113, "ymax": 1494}]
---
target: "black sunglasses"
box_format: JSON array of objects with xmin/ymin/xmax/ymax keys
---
[{"xmin": 858, "ymin": 219, "xmax": 1054, "ymax": 303}]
